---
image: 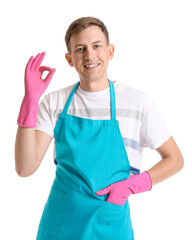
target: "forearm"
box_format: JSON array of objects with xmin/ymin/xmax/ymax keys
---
[
  {"xmin": 15, "ymin": 126, "xmax": 37, "ymax": 177},
  {"xmin": 15, "ymin": 52, "xmax": 55, "ymax": 177},
  {"xmin": 147, "ymin": 155, "xmax": 184, "ymax": 186}
]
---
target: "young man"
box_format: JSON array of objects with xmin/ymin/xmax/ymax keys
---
[{"xmin": 15, "ymin": 17, "xmax": 184, "ymax": 240}]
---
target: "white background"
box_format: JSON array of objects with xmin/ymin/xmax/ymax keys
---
[{"xmin": 0, "ymin": 0, "xmax": 191, "ymax": 239}]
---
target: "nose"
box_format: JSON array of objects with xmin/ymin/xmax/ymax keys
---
[{"xmin": 84, "ymin": 46, "xmax": 95, "ymax": 61}]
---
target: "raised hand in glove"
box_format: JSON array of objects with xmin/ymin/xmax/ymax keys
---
[{"xmin": 17, "ymin": 52, "xmax": 56, "ymax": 128}]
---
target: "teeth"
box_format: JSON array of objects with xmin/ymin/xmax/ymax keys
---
[{"xmin": 84, "ymin": 64, "xmax": 99, "ymax": 68}]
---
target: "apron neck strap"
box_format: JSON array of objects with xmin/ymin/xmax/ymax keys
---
[
  {"xmin": 109, "ymin": 79, "xmax": 116, "ymax": 121},
  {"xmin": 62, "ymin": 79, "xmax": 116, "ymax": 121}
]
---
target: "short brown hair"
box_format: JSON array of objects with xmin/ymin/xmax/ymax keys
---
[{"xmin": 65, "ymin": 16, "xmax": 109, "ymax": 53}]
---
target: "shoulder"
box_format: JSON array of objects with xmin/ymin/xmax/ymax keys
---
[
  {"xmin": 41, "ymin": 82, "xmax": 77, "ymax": 106},
  {"xmin": 115, "ymin": 81, "xmax": 151, "ymax": 110},
  {"xmin": 115, "ymin": 81, "xmax": 148, "ymax": 99},
  {"xmin": 49, "ymin": 82, "xmax": 76, "ymax": 100}
]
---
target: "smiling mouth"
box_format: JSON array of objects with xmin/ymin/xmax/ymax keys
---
[{"xmin": 84, "ymin": 63, "xmax": 100, "ymax": 69}]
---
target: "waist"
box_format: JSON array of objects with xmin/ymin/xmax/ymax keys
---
[
  {"xmin": 54, "ymin": 164, "xmax": 129, "ymax": 197},
  {"xmin": 50, "ymin": 185, "xmax": 128, "ymax": 211}
]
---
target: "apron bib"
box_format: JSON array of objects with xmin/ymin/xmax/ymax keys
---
[{"xmin": 36, "ymin": 79, "xmax": 134, "ymax": 240}]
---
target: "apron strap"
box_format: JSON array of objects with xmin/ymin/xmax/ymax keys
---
[
  {"xmin": 61, "ymin": 79, "xmax": 116, "ymax": 121},
  {"xmin": 109, "ymin": 79, "xmax": 116, "ymax": 121},
  {"xmin": 62, "ymin": 81, "xmax": 80, "ymax": 116}
]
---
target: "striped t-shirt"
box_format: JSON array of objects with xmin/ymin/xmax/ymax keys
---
[{"xmin": 36, "ymin": 80, "xmax": 171, "ymax": 176}]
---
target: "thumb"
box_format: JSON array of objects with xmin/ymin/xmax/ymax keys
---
[
  {"xmin": 96, "ymin": 185, "xmax": 111, "ymax": 196},
  {"xmin": 43, "ymin": 68, "xmax": 56, "ymax": 87}
]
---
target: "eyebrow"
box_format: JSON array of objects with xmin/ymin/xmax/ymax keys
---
[{"xmin": 74, "ymin": 41, "xmax": 103, "ymax": 48}]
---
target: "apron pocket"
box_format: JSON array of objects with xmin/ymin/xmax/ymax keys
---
[
  {"xmin": 102, "ymin": 200, "xmax": 126, "ymax": 210},
  {"xmin": 91, "ymin": 200, "xmax": 133, "ymax": 240},
  {"xmin": 36, "ymin": 187, "xmax": 68, "ymax": 239}
]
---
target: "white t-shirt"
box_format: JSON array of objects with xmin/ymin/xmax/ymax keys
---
[{"xmin": 36, "ymin": 81, "xmax": 171, "ymax": 175}]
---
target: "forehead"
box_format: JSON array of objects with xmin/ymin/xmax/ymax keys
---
[{"xmin": 70, "ymin": 25, "xmax": 107, "ymax": 46}]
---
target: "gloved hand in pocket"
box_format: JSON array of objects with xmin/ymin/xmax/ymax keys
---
[{"xmin": 96, "ymin": 171, "xmax": 152, "ymax": 205}]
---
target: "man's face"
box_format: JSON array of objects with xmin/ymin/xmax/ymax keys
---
[{"xmin": 65, "ymin": 25, "xmax": 114, "ymax": 84}]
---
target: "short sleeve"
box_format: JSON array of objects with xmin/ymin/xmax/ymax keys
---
[
  {"xmin": 140, "ymin": 95, "xmax": 171, "ymax": 150},
  {"xmin": 35, "ymin": 93, "xmax": 54, "ymax": 138}
]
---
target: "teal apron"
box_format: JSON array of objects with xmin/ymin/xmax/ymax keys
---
[{"xmin": 36, "ymin": 79, "xmax": 134, "ymax": 240}]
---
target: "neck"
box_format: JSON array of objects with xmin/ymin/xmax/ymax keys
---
[{"xmin": 79, "ymin": 78, "xmax": 115, "ymax": 92}]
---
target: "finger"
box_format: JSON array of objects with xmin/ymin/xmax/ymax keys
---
[
  {"xmin": 44, "ymin": 68, "xmax": 56, "ymax": 87},
  {"xmin": 26, "ymin": 56, "xmax": 34, "ymax": 72},
  {"xmin": 35, "ymin": 52, "xmax": 45, "ymax": 70},
  {"xmin": 31, "ymin": 53, "xmax": 41, "ymax": 71},
  {"xmin": 39, "ymin": 66, "xmax": 53, "ymax": 73},
  {"xmin": 95, "ymin": 186, "xmax": 110, "ymax": 196}
]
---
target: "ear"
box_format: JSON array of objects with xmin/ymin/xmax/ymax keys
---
[
  {"xmin": 65, "ymin": 53, "xmax": 74, "ymax": 67},
  {"xmin": 107, "ymin": 44, "xmax": 115, "ymax": 60}
]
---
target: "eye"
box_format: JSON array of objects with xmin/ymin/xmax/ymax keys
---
[
  {"xmin": 94, "ymin": 44, "xmax": 101, "ymax": 48},
  {"xmin": 77, "ymin": 47, "xmax": 84, "ymax": 52}
]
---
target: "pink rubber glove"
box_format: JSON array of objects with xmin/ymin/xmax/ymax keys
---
[
  {"xmin": 17, "ymin": 52, "xmax": 56, "ymax": 128},
  {"xmin": 96, "ymin": 171, "xmax": 152, "ymax": 205}
]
